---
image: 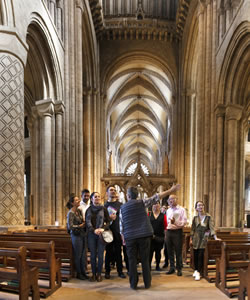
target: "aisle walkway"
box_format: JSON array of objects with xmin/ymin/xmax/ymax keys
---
[{"xmin": 0, "ymin": 264, "xmax": 229, "ymax": 300}]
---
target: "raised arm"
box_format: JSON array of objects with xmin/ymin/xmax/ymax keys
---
[{"xmin": 158, "ymin": 183, "xmax": 181, "ymax": 199}]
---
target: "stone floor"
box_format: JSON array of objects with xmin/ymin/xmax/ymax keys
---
[{"xmin": 0, "ymin": 264, "xmax": 231, "ymax": 300}]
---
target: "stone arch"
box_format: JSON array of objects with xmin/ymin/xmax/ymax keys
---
[
  {"xmin": 23, "ymin": 14, "xmax": 63, "ymax": 225},
  {"xmin": 217, "ymin": 21, "xmax": 250, "ymax": 227},
  {"xmin": 218, "ymin": 21, "xmax": 250, "ymax": 106}
]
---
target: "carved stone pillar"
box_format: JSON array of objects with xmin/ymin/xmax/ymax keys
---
[
  {"xmin": 224, "ymin": 104, "xmax": 242, "ymax": 227},
  {"xmin": 215, "ymin": 104, "xmax": 225, "ymax": 226},
  {"xmin": 55, "ymin": 101, "xmax": 65, "ymax": 225},
  {"xmin": 93, "ymin": 89, "xmax": 98, "ymax": 190},
  {"xmin": 196, "ymin": 2, "xmax": 205, "ymax": 200},
  {"xmin": 76, "ymin": 0, "xmax": 84, "ymax": 195},
  {"xmin": 0, "ymin": 53, "xmax": 25, "ymax": 225},
  {"xmin": 36, "ymin": 99, "xmax": 55, "ymax": 225},
  {"xmin": 184, "ymin": 91, "xmax": 196, "ymax": 224}
]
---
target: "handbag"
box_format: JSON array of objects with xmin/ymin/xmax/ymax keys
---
[
  {"xmin": 101, "ymin": 230, "xmax": 114, "ymax": 244},
  {"xmin": 72, "ymin": 227, "xmax": 81, "ymax": 235}
]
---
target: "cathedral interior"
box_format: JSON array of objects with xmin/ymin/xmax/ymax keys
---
[{"xmin": 0, "ymin": 0, "xmax": 250, "ymax": 229}]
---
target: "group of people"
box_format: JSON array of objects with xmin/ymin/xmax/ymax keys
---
[{"xmin": 66, "ymin": 183, "xmax": 218, "ymax": 289}]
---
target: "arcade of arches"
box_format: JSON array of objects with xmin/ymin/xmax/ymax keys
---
[{"xmin": 0, "ymin": 0, "xmax": 250, "ymax": 229}]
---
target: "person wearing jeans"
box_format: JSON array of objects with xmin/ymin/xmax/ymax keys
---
[
  {"xmin": 85, "ymin": 192, "xmax": 110, "ymax": 282},
  {"xmin": 66, "ymin": 195, "xmax": 88, "ymax": 280}
]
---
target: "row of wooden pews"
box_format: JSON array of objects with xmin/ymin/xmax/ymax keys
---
[
  {"xmin": 215, "ymin": 242, "xmax": 250, "ymax": 298},
  {"xmin": 0, "ymin": 246, "xmax": 40, "ymax": 300},
  {"xmin": 0, "ymin": 228, "xmax": 74, "ymax": 281},
  {"xmin": 0, "ymin": 227, "xmax": 74, "ymax": 298},
  {"xmin": 189, "ymin": 230, "xmax": 250, "ymax": 298},
  {"xmin": 0, "ymin": 240, "xmax": 61, "ymax": 297}
]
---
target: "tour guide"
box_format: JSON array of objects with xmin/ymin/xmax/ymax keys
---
[{"xmin": 120, "ymin": 183, "xmax": 181, "ymax": 290}]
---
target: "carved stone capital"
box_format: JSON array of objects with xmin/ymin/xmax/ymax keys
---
[
  {"xmin": 83, "ymin": 87, "xmax": 92, "ymax": 96},
  {"xmin": 215, "ymin": 104, "xmax": 226, "ymax": 117},
  {"xmin": 36, "ymin": 99, "xmax": 55, "ymax": 118},
  {"xmin": 225, "ymin": 104, "xmax": 242, "ymax": 121},
  {"xmin": 181, "ymin": 89, "xmax": 196, "ymax": 97},
  {"xmin": 93, "ymin": 88, "xmax": 99, "ymax": 96},
  {"xmin": 54, "ymin": 100, "xmax": 65, "ymax": 115}
]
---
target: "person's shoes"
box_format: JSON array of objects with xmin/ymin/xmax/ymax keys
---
[
  {"xmin": 118, "ymin": 272, "xmax": 126, "ymax": 278},
  {"xmin": 145, "ymin": 284, "xmax": 151, "ymax": 289},
  {"xmin": 177, "ymin": 270, "xmax": 182, "ymax": 276},
  {"xmin": 81, "ymin": 272, "xmax": 89, "ymax": 280},
  {"xmin": 130, "ymin": 285, "xmax": 137, "ymax": 290},
  {"xmin": 166, "ymin": 268, "xmax": 175, "ymax": 274},
  {"xmin": 96, "ymin": 273, "xmax": 103, "ymax": 282},
  {"xmin": 162, "ymin": 263, "xmax": 168, "ymax": 269},
  {"xmin": 156, "ymin": 266, "xmax": 161, "ymax": 271},
  {"xmin": 195, "ymin": 272, "xmax": 200, "ymax": 281},
  {"xmin": 193, "ymin": 270, "xmax": 198, "ymax": 277},
  {"xmin": 105, "ymin": 272, "xmax": 111, "ymax": 279},
  {"xmin": 76, "ymin": 273, "xmax": 85, "ymax": 280},
  {"xmin": 89, "ymin": 274, "xmax": 96, "ymax": 282}
]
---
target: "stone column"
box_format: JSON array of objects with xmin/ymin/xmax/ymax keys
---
[
  {"xmin": 93, "ymin": 89, "xmax": 98, "ymax": 190},
  {"xmin": 83, "ymin": 88, "xmax": 93, "ymax": 191},
  {"xmin": 215, "ymin": 104, "xmax": 225, "ymax": 226},
  {"xmin": 36, "ymin": 99, "xmax": 55, "ymax": 225},
  {"xmin": 0, "ymin": 53, "xmax": 25, "ymax": 225},
  {"xmin": 184, "ymin": 91, "xmax": 196, "ymax": 224},
  {"xmin": 203, "ymin": 0, "xmax": 212, "ymax": 201},
  {"xmin": 209, "ymin": 0, "xmax": 218, "ymax": 218},
  {"xmin": 196, "ymin": 2, "xmax": 205, "ymax": 200},
  {"xmin": 55, "ymin": 101, "xmax": 65, "ymax": 225},
  {"xmin": 76, "ymin": 0, "xmax": 83, "ymax": 194},
  {"xmin": 224, "ymin": 104, "xmax": 242, "ymax": 227}
]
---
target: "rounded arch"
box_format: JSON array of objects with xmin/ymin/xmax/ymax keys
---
[
  {"xmin": 217, "ymin": 21, "xmax": 250, "ymax": 107},
  {"xmin": 82, "ymin": 5, "xmax": 99, "ymax": 88},
  {"xmin": 25, "ymin": 13, "xmax": 63, "ymax": 102}
]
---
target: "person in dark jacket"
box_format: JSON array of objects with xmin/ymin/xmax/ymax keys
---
[
  {"xmin": 149, "ymin": 200, "xmax": 167, "ymax": 271},
  {"xmin": 120, "ymin": 184, "xmax": 180, "ymax": 290},
  {"xmin": 85, "ymin": 192, "xmax": 110, "ymax": 282},
  {"xmin": 104, "ymin": 186, "xmax": 126, "ymax": 279}
]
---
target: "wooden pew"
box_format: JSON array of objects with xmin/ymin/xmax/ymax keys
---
[
  {"xmin": 202, "ymin": 234, "xmax": 250, "ymax": 282},
  {"xmin": 182, "ymin": 227, "xmax": 191, "ymax": 264},
  {"xmin": 215, "ymin": 242, "xmax": 250, "ymax": 298},
  {"xmin": 0, "ymin": 240, "xmax": 61, "ymax": 297},
  {"xmin": 238, "ymin": 249, "xmax": 250, "ymax": 300},
  {"xmin": 0, "ymin": 232, "xmax": 74, "ymax": 281},
  {"xmin": 0, "ymin": 246, "xmax": 39, "ymax": 300}
]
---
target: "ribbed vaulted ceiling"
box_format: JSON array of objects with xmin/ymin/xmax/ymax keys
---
[{"xmin": 106, "ymin": 57, "xmax": 174, "ymax": 175}]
